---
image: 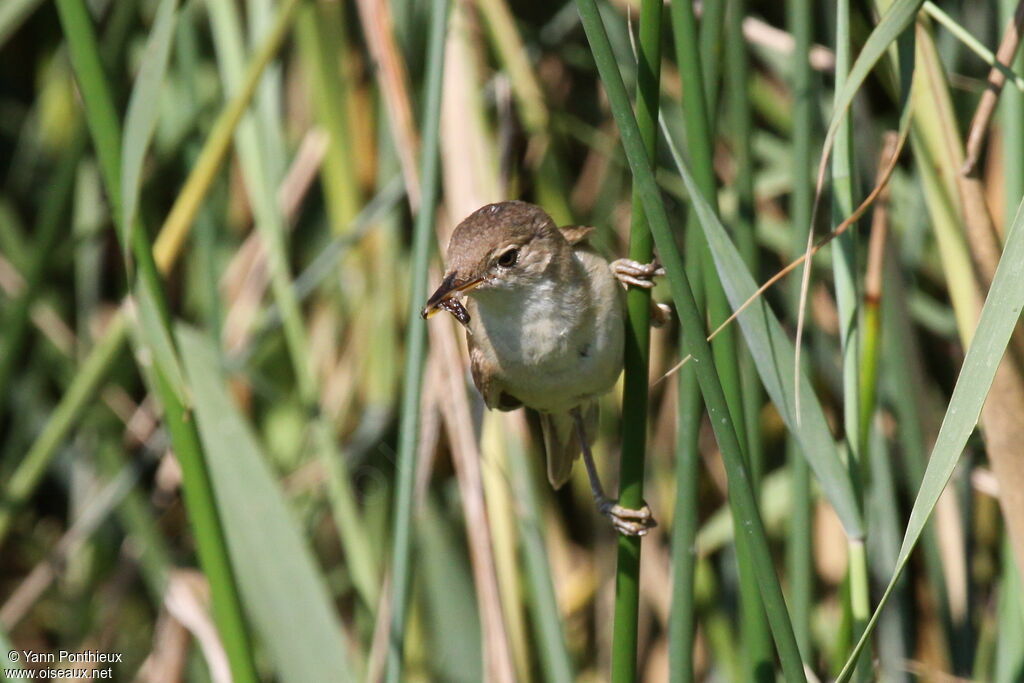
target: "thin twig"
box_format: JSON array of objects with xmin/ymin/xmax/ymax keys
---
[
  {"xmin": 354, "ymin": 0, "xmax": 421, "ymax": 211},
  {"xmin": 657, "ymin": 128, "xmax": 908, "ymax": 384},
  {"xmin": 864, "ymin": 133, "xmax": 899, "ymax": 305},
  {"xmin": 962, "ymin": 0, "xmax": 1024, "ymax": 175}
]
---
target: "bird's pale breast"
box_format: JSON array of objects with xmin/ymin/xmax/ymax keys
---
[{"xmin": 468, "ymin": 248, "xmax": 624, "ymax": 413}]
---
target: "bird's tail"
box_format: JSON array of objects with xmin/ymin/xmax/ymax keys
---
[{"xmin": 540, "ymin": 402, "xmax": 598, "ymax": 489}]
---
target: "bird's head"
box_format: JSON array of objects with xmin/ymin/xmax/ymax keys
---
[{"xmin": 421, "ymin": 201, "xmax": 567, "ymax": 322}]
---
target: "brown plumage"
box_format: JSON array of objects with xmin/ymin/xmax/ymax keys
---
[{"xmin": 424, "ymin": 201, "xmax": 625, "ymax": 488}]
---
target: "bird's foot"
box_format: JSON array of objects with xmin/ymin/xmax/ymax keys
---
[
  {"xmin": 597, "ymin": 497, "xmax": 657, "ymax": 537},
  {"xmin": 611, "ymin": 258, "xmax": 664, "ymax": 289}
]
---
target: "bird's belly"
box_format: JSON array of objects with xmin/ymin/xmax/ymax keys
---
[{"xmin": 481, "ymin": 304, "xmax": 623, "ymax": 413}]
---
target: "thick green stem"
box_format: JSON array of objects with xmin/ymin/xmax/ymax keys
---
[
  {"xmin": 576, "ymin": 1, "xmax": 805, "ymax": 679},
  {"xmin": 832, "ymin": 2, "xmax": 871, "ymax": 677},
  {"xmin": 669, "ymin": 1, "xmax": 770, "ymax": 678},
  {"xmin": 610, "ymin": 1, "xmax": 660, "ymax": 680},
  {"xmin": 786, "ymin": 0, "xmax": 815, "ymax": 661},
  {"xmin": 385, "ymin": 0, "xmax": 449, "ymax": 680},
  {"xmin": 52, "ymin": 1, "xmax": 309, "ymax": 678},
  {"xmin": 668, "ymin": 365, "xmax": 701, "ymax": 683}
]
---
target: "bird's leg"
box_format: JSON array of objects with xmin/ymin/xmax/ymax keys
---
[
  {"xmin": 611, "ymin": 259, "xmax": 671, "ymax": 327},
  {"xmin": 571, "ymin": 408, "xmax": 657, "ymax": 537}
]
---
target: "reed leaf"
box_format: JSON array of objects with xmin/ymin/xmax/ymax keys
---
[
  {"xmin": 121, "ymin": 0, "xmax": 179, "ymax": 251},
  {"xmin": 575, "ymin": 1, "xmax": 805, "ymax": 678},
  {"xmin": 838, "ymin": 199, "xmax": 1024, "ymax": 681},
  {"xmin": 659, "ymin": 116, "xmax": 864, "ymax": 539},
  {"xmin": 178, "ymin": 326, "xmax": 355, "ymax": 683}
]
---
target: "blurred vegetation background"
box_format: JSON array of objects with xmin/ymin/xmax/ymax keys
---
[{"xmin": 2, "ymin": 0, "xmax": 1024, "ymax": 681}]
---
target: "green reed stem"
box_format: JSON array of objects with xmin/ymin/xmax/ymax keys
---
[
  {"xmin": 385, "ymin": 0, "xmax": 449, "ymax": 680},
  {"xmin": 53, "ymin": 0, "xmax": 260, "ymax": 679},
  {"xmin": 296, "ymin": 0, "xmax": 360, "ymax": 232},
  {"xmin": 669, "ymin": 363, "xmax": 701, "ymax": 683},
  {"xmin": 576, "ymin": 1, "xmax": 805, "ymax": 679},
  {"xmin": 0, "ymin": 0, "xmax": 298, "ymax": 548},
  {"xmin": 786, "ymin": 0, "xmax": 815, "ymax": 661},
  {"xmin": 698, "ymin": 0, "xmax": 726, "ymax": 117},
  {"xmin": 610, "ymin": 0, "xmax": 661, "ymax": 679},
  {"xmin": 1003, "ymin": 0, "xmax": 1024, "ymax": 224},
  {"xmin": 727, "ymin": 0, "xmax": 765, "ymax": 487},
  {"xmin": 922, "ymin": 1, "xmax": 1024, "ymax": 91},
  {"xmin": 832, "ymin": 3, "xmax": 871, "ymax": 678},
  {"xmin": 669, "ymin": 1, "xmax": 770, "ymax": 678}
]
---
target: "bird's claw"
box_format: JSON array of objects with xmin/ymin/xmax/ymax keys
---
[
  {"xmin": 598, "ymin": 498, "xmax": 657, "ymax": 537},
  {"xmin": 611, "ymin": 258, "xmax": 664, "ymax": 289}
]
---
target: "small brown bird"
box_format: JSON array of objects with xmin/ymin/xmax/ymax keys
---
[{"xmin": 421, "ymin": 201, "xmax": 662, "ymax": 535}]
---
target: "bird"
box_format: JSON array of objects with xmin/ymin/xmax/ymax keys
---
[{"xmin": 421, "ymin": 200, "xmax": 663, "ymax": 536}]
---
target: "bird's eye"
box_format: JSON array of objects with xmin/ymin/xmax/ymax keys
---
[{"xmin": 496, "ymin": 248, "xmax": 519, "ymax": 268}]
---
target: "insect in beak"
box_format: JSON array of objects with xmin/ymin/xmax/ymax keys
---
[{"xmin": 421, "ymin": 272, "xmax": 481, "ymax": 329}]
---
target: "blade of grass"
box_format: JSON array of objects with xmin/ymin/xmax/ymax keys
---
[
  {"xmin": 830, "ymin": 3, "xmax": 871, "ymax": 677},
  {"xmin": 246, "ymin": 0, "xmax": 287, "ymax": 186},
  {"xmin": 610, "ymin": 0, "xmax": 660, "ymax": 679},
  {"xmin": 575, "ymin": 1, "xmax": 806, "ymax": 679},
  {"xmin": 860, "ymin": 147, "xmax": 905, "ymax": 681},
  {"xmin": 698, "ymin": 0, "xmax": 725, "ymax": 117},
  {"xmin": 831, "ymin": 0, "xmax": 862, "ymax": 483},
  {"xmin": 726, "ymin": 0, "xmax": 764, "ymax": 474},
  {"xmin": 1003, "ymin": 0, "xmax": 1024, "ymax": 230},
  {"xmin": 668, "ymin": 0, "xmax": 749, "ymax": 480},
  {"xmin": 864, "ymin": 420, "xmax": 911, "ymax": 679},
  {"xmin": 205, "ymin": 0, "xmax": 378, "ymax": 614},
  {"xmin": 385, "ymin": 0, "xmax": 449, "ymax": 679},
  {"xmin": 794, "ymin": 0, "xmax": 923, "ymax": 411},
  {"xmin": 668, "ymin": 362, "xmax": 701, "ymax": 683},
  {"xmin": 837, "ymin": 198, "xmax": 1024, "ymax": 681},
  {"xmin": 879, "ymin": 240, "xmax": 961, "ymax": 662},
  {"xmin": 658, "ymin": 117, "xmax": 864, "ymax": 539},
  {"xmin": 295, "ymin": 0, "xmax": 360, "ymax": 232},
  {"xmin": 178, "ymin": 326, "xmax": 355, "ymax": 683},
  {"xmin": 121, "ymin": 0, "xmax": 179, "ymax": 254},
  {"xmin": 903, "ymin": 7, "xmax": 1024, "ymax": 595},
  {"xmin": 0, "ymin": 0, "xmax": 301, "ymax": 547},
  {"xmin": 667, "ymin": 1, "xmax": 769, "ymax": 678},
  {"xmin": 812, "ymin": 0, "xmax": 924, "ymax": 209},
  {"xmin": 921, "ymin": 2, "xmax": 1024, "ymax": 93},
  {"xmin": 54, "ymin": 0, "xmax": 260, "ymax": 678},
  {"xmin": 786, "ymin": 0, "xmax": 816, "ymax": 661}
]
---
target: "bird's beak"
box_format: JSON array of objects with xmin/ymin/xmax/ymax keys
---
[{"xmin": 421, "ymin": 272, "xmax": 483, "ymax": 319}]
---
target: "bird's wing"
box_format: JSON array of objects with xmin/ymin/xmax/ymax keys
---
[
  {"xmin": 468, "ymin": 334, "xmax": 521, "ymax": 411},
  {"xmin": 558, "ymin": 224, "xmax": 595, "ymax": 246}
]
